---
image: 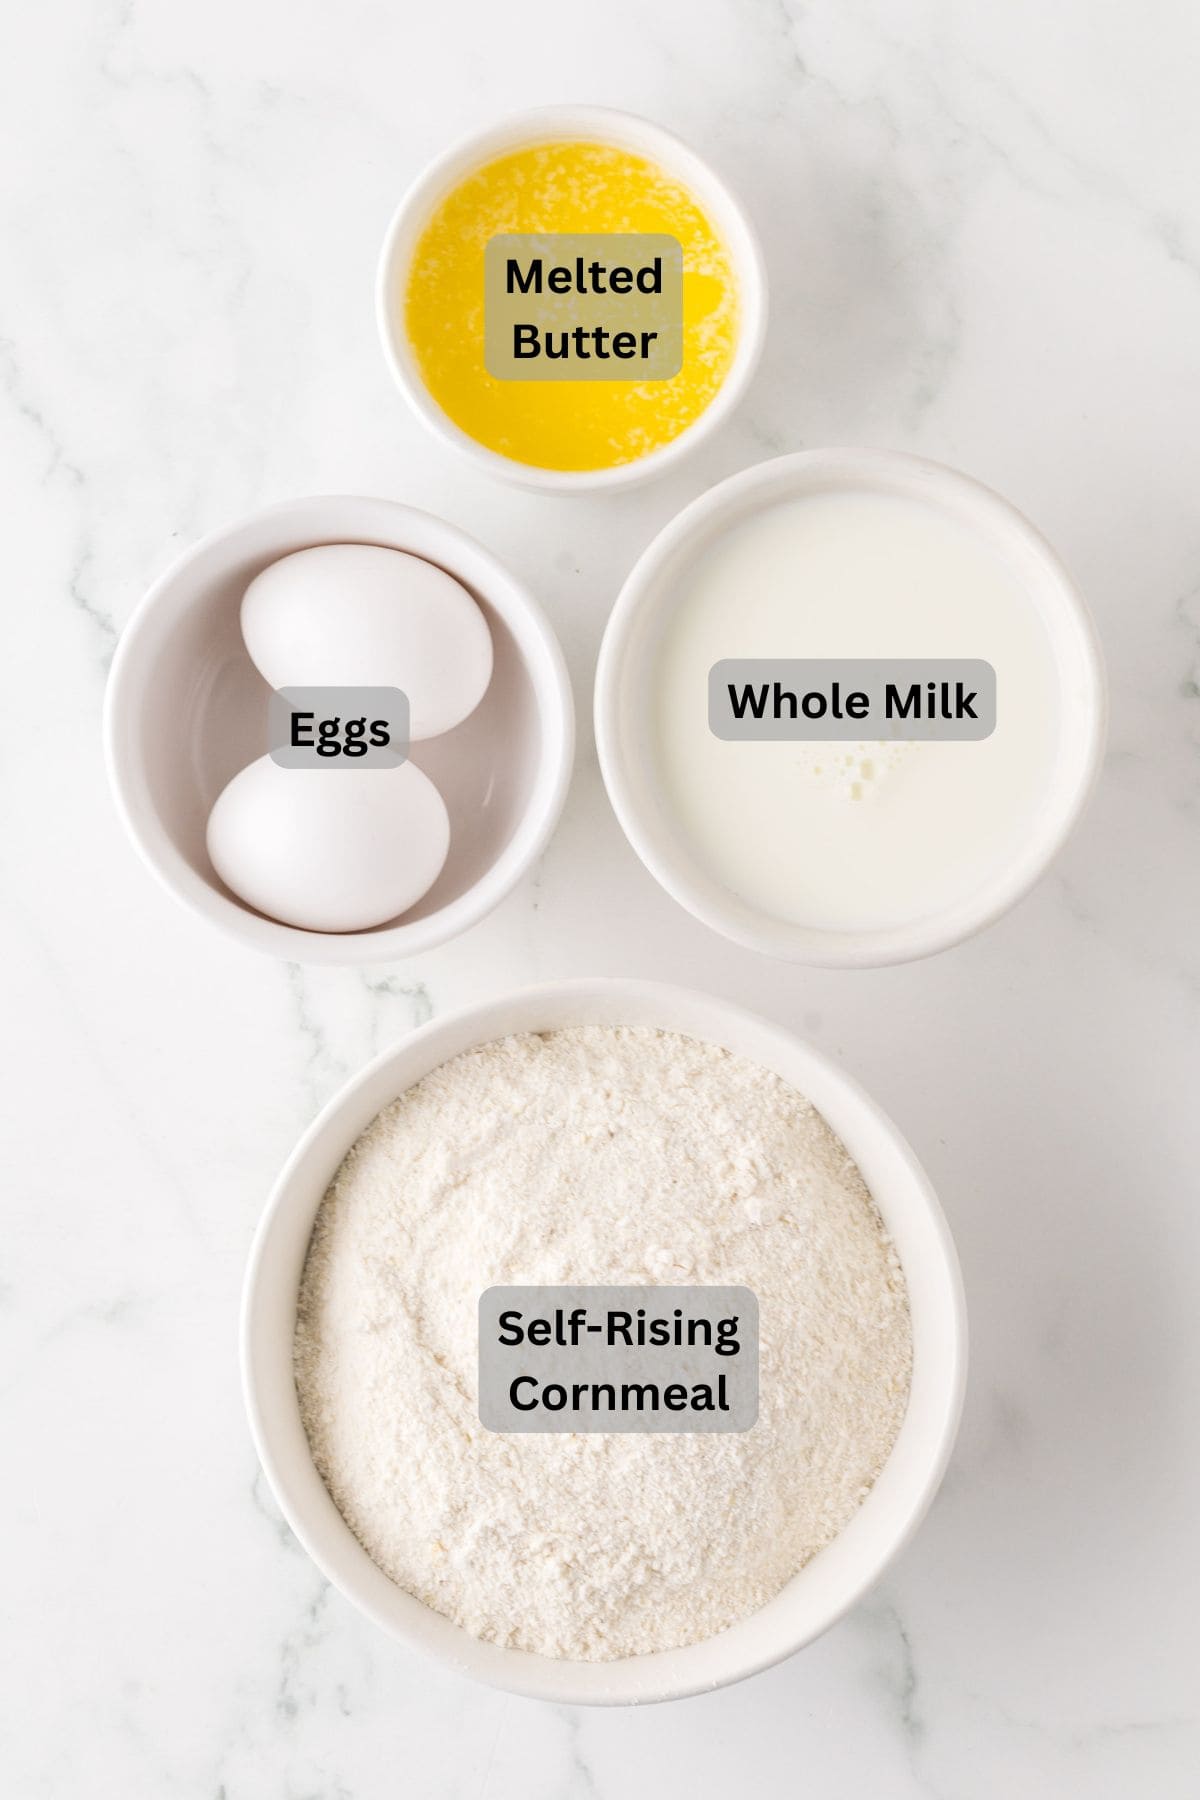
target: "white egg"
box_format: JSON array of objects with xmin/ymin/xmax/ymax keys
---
[
  {"xmin": 206, "ymin": 755, "xmax": 450, "ymax": 933},
  {"xmin": 241, "ymin": 544, "xmax": 493, "ymax": 740}
]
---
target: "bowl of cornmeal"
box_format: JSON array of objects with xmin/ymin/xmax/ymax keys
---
[
  {"xmin": 377, "ymin": 107, "xmax": 767, "ymax": 490},
  {"xmin": 241, "ymin": 978, "xmax": 966, "ymax": 1705}
]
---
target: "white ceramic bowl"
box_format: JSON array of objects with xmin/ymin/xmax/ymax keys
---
[
  {"xmin": 595, "ymin": 450, "xmax": 1107, "ymax": 967},
  {"xmin": 242, "ymin": 978, "xmax": 966, "ymax": 1705},
  {"xmin": 104, "ymin": 496, "xmax": 573, "ymax": 963},
  {"xmin": 376, "ymin": 106, "xmax": 768, "ymax": 493}
]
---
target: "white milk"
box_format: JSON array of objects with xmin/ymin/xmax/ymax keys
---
[{"xmin": 653, "ymin": 490, "xmax": 1061, "ymax": 933}]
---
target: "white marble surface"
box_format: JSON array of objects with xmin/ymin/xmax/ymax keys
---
[{"xmin": 3, "ymin": 0, "xmax": 1199, "ymax": 1793}]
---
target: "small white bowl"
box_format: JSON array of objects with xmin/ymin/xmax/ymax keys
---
[
  {"xmin": 595, "ymin": 450, "xmax": 1107, "ymax": 967},
  {"xmin": 242, "ymin": 978, "xmax": 966, "ymax": 1706},
  {"xmin": 104, "ymin": 496, "xmax": 573, "ymax": 964},
  {"xmin": 376, "ymin": 106, "xmax": 767, "ymax": 493}
]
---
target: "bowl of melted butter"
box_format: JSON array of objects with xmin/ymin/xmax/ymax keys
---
[{"xmin": 377, "ymin": 106, "xmax": 767, "ymax": 490}]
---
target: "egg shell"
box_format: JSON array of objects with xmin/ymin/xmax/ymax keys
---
[
  {"xmin": 206, "ymin": 755, "xmax": 450, "ymax": 934},
  {"xmin": 241, "ymin": 544, "xmax": 493, "ymax": 740}
]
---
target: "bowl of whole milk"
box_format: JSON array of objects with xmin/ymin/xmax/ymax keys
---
[
  {"xmin": 241, "ymin": 979, "xmax": 966, "ymax": 1705},
  {"xmin": 377, "ymin": 108, "xmax": 766, "ymax": 490},
  {"xmin": 596, "ymin": 450, "xmax": 1106, "ymax": 966}
]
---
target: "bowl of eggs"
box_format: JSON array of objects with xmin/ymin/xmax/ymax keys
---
[{"xmin": 104, "ymin": 495, "xmax": 574, "ymax": 962}]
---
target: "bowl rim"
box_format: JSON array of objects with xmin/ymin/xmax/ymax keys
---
[
  {"xmin": 375, "ymin": 104, "xmax": 768, "ymax": 493},
  {"xmin": 594, "ymin": 447, "xmax": 1108, "ymax": 967},
  {"xmin": 241, "ymin": 976, "xmax": 968, "ymax": 1705},
  {"xmin": 102, "ymin": 494, "xmax": 575, "ymax": 964}
]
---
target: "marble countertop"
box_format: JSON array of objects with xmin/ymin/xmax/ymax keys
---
[{"xmin": 4, "ymin": 0, "xmax": 1198, "ymax": 1793}]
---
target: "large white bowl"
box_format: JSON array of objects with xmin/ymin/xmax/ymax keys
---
[
  {"xmin": 376, "ymin": 106, "xmax": 768, "ymax": 493},
  {"xmin": 241, "ymin": 978, "xmax": 966, "ymax": 1705},
  {"xmin": 595, "ymin": 449, "xmax": 1107, "ymax": 966},
  {"xmin": 104, "ymin": 496, "xmax": 574, "ymax": 963}
]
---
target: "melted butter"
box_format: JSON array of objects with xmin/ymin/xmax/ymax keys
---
[{"xmin": 404, "ymin": 140, "xmax": 739, "ymax": 472}]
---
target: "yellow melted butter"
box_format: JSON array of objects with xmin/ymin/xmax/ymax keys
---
[{"xmin": 404, "ymin": 141, "xmax": 739, "ymax": 471}]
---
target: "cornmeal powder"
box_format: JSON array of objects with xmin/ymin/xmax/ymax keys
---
[{"xmin": 295, "ymin": 1027, "xmax": 911, "ymax": 1660}]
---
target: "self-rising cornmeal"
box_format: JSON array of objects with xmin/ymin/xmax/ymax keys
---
[{"xmin": 295, "ymin": 1027, "xmax": 912, "ymax": 1661}]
